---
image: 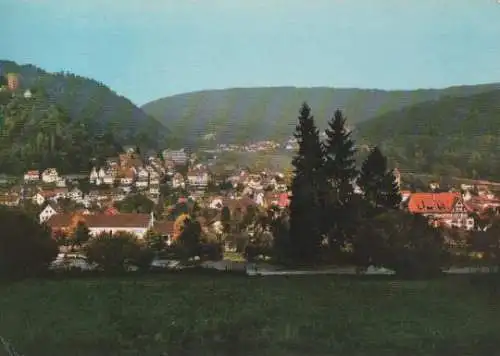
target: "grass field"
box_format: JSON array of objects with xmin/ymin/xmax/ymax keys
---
[{"xmin": 0, "ymin": 274, "xmax": 499, "ymax": 356}]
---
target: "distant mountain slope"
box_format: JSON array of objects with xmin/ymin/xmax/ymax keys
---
[
  {"xmin": 0, "ymin": 60, "xmax": 170, "ymax": 149},
  {"xmin": 142, "ymin": 84, "xmax": 500, "ymax": 143},
  {"xmin": 356, "ymin": 89, "xmax": 500, "ymax": 181}
]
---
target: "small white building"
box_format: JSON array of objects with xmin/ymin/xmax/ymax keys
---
[
  {"xmin": 33, "ymin": 192, "xmax": 47, "ymax": 206},
  {"xmin": 39, "ymin": 204, "xmax": 58, "ymax": 224},
  {"xmin": 41, "ymin": 168, "xmax": 59, "ymax": 184},
  {"xmin": 69, "ymin": 188, "xmax": 83, "ymax": 201}
]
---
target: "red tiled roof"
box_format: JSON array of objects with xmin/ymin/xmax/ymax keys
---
[
  {"xmin": 85, "ymin": 213, "xmax": 150, "ymax": 228},
  {"xmin": 408, "ymin": 192, "xmax": 461, "ymax": 214},
  {"xmin": 278, "ymin": 193, "xmax": 290, "ymax": 207},
  {"xmin": 46, "ymin": 213, "xmax": 151, "ymax": 229},
  {"xmin": 153, "ymin": 220, "xmax": 174, "ymax": 235},
  {"xmin": 46, "ymin": 213, "xmax": 73, "ymax": 228}
]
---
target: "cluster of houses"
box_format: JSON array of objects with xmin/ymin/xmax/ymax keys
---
[
  {"xmin": 399, "ymin": 176, "xmax": 500, "ymax": 231},
  {"xmin": 0, "ymin": 148, "xmax": 294, "ymax": 247},
  {"xmin": 3, "ymin": 145, "xmax": 500, "ymax": 251}
]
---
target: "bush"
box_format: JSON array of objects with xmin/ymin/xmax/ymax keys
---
[
  {"xmin": 353, "ymin": 210, "xmax": 448, "ymax": 278},
  {"xmin": 0, "ymin": 207, "xmax": 58, "ymax": 278},
  {"xmin": 200, "ymin": 242, "xmax": 223, "ymax": 261},
  {"xmin": 84, "ymin": 232, "xmax": 154, "ymax": 272}
]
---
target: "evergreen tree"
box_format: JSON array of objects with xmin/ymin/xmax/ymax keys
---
[
  {"xmin": 322, "ymin": 109, "xmax": 358, "ymax": 251},
  {"xmin": 357, "ymin": 146, "xmax": 401, "ymax": 211},
  {"xmin": 288, "ymin": 102, "xmax": 325, "ymax": 265}
]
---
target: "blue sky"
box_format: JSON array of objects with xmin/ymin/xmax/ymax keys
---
[{"xmin": 1, "ymin": 0, "xmax": 500, "ymax": 105}]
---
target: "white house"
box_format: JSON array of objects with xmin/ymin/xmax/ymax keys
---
[
  {"xmin": 89, "ymin": 167, "xmax": 99, "ymax": 184},
  {"xmin": 39, "ymin": 204, "xmax": 58, "ymax": 224},
  {"xmin": 46, "ymin": 212, "xmax": 155, "ymax": 239},
  {"xmin": 102, "ymin": 174, "xmax": 114, "ymax": 185},
  {"xmin": 69, "ymin": 188, "xmax": 83, "ymax": 201},
  {"xmin": 33, "ymin": 192, "xmax": 47, "ymax": 206},
  {"xmin": 98, "ymin": 167, "xmax": 106, "ymax": 179},
  {"xmin": 137, "ymin": 168, "xmax": 149, "ymax": 181},
  {"xmin": 120, "ymin": 177, "xmax": 133, "ymax": 186},
  {"xmin": 187, "ymin": 166, "xmax": 210, "ymax": 188},
  {"xmin": 85, "ymin": 212, "xmax": 154, "ymax": 238},
  {"xmin": 149, "ymin": 176, "xmax": 160, "ymax": 185},
  {"xmin": 209, "ymin": 197, "xmax": 224, "ymax": 209},
  {"xmin": 41, "ymin": 168, "xmax": 59, "ymax": 184},
  {"xmin": 149, "ymin": 185, "xmax": 160, "ymax": 195},
  {"xmin": 171, "ymin": 173, "xmax": 185, "ymax": 189},
  {"xmin": 56, "ymin": 177, "xmax": 67, "ymax": 188},
  {"xmin": 135, "ymin": 180, "xmax": 149, "ymax": 189}
]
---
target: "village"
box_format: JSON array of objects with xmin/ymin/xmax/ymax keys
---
[{"xmin": 0, "ymin": 144, "xmax": 499, "ymax": 256}]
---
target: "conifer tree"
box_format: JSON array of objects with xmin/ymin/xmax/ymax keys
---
[
  {"xmin": 322, "ymin": 109, "xmax": 358, "ymax": 250},
  {"xmin": 357, "ymin": 146, "xmax": 401, "ymax": 211},
  {"xmin": 288, "ymin": 102, "xmax": 325, "ymax": 265}
]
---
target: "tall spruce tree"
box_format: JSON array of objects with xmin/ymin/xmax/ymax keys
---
[
  {"xmin": 357, "ymin": 146, "xmax": 401, "ymax": 211},
  {"xmin": 322, "ymin": 109, "xmax": 358, "ymax": 251},
  {"xmin": 288, "ymin": 102, "xmax": 325, "ymax": 265}
]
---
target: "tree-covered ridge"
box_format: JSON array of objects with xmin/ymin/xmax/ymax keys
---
[
  {"xmin": 142, "ymin": 84, "xmax": 500, "ymax": 143},
  {"xmin": 0, "ymin": 60, "xmax": 170, "ymax": 149},
  {"xmin": 355, "ymin": 89, "xmax": 500, "ymax": 180},
  {"xmin": 0, "ymin": 90, "xmax": 123, "ymax": 174}
]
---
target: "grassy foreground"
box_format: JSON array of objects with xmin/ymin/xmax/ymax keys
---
[{"xmin": 0, "ymin": 274, "xmax": 499, "ymax": 356}]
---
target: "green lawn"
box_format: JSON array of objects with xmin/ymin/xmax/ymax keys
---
[{"xmin": 0, "ymin": 274, "xmax": 499, "ymax": 356}]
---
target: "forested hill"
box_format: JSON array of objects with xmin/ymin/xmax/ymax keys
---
[
  {"xmin": 0, "ymin": 60, "xmax": 170, "ymax": 149},
  {"xmin": 355, "ymin": 89, "xmax": 500, "ymax": 181},
  {"xmin": 142, "ymin": 84, "xmax": 500, "ymax": 143},
  {"xmin": 0, "ymin": 90, "xmax": 124, "ymax": 175}
]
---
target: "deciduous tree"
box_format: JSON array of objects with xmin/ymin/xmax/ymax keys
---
[
  {"xmin": 353, "ymin": 210, "xmax": 447, "ymax": 278},
  {"xmin": 0, "ymin": 206, "xmax": 58, "ymax": 277}
]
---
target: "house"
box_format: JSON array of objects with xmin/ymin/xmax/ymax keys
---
[
  {"xmin": 209, "ymin": 196, "xmax": 224, "ymax": 209},
  {"xmin": 102, "ymin": 174, "xmax": 114, "ymax": 185},
  {"xmin": 429, "ymin": 181, "xmax": 440, "ymax": 191},
  {"xmin": 39, "ymin": 204, "xmax": 59, "ymax": 224},
  {"xmin": 89, "ymin": 167, "xmax": 98, "ymax": 184},
  {"xmin": 119, "ymin": 169, "xmax": 135, "ymax": 186},
  {"xmin": 51, "ymin": 188, "xmax": 69, "ymax": 200},
  {"xmin": 24, "ymin": 170, "xmax": 40, "ymax": 182},
  {"xmin": 136, "ymin": 179, "xmax": 149, "ymax": 189},
  {"xmin": 149, "ymin": 185, "xmax": 160, "ymax": 195},
  {"xmin": 152, "ymin": 220, "xmax": 175, "ymax": 246},
  {"xmin": 46, "ymin": 212, "xmax": 154, "ymax": 238},
  {"xmin": 408, "ymin": 192, "xmax": 475, "ymax": 230},
  {"xmin": 41, "ymin": 168, "xmax": 59, "ymax": 184},
  {"xmin": 171, "ymin": 173, "xmax": 185, "ymax": 189},
  {"xmin": 0, "ymin": 194, "xmax": 20, "ymax": 207},
  {"xmin": 33, "ymin": 192, "xmax": 50, "ymax": 206},
  {"xmin": 163, "ymin": 149, "xmax": 188, "ymax": 166},
  {"xmin": 223, "ymin": 196, "xmax": 256, "ymax": 214},
  {"xmin": 55, "ymin": 177, "xmax": 67, "ymax": 188},
  {"xmin": 187, "ymin": 165, "xmax": 210, "ymax": 188},
  {"xmin": 148, "ymin": 169, "xmax": 161, "ymax": 185},
  {"xmin": 69, "ymin": 188, "xmax": 83, "ymax": 201},
  {"xmin": 277, "ymin": 192, "xmax": 290, "ymax": 208},
  {"xmin": 137, "ymin": 167, "xmax": 149, "ymax": 180},
  {"xmin": 400, "ymin": 190, "xmax": 412, "ymax": 203},
  {"xmin": 149, "ymin": 176, "xmax": 160, "ymax": 186}
]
